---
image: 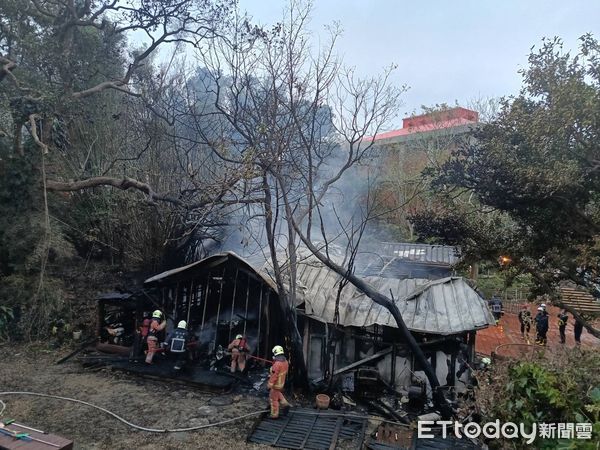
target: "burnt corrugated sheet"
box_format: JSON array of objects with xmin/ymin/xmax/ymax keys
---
[
  {"xmin": 366, "ymin": 435, "xmax": 482, "ymax": 449},
  {"xmin": 358, "ymin": 256, "xmax": 452, "ymax": 280},
  {"xmin": 143, "ymin": 251, "xmax": 277, "ymax": 290},
  {"xmin": 294, "ymin": 257, "xmax": 494, "ymax": 335},
  {"xmin": 248, "ymin": 409, "xmax": 366, "ymax": 449},
  {"xmin": 379, "ymin": 242, "xmax": 459, "ymax": 266}
]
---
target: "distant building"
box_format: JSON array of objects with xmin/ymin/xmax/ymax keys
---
[
  {"xmin": 369, "ymin": 107, "xmax": 479, "ymax": 239},
  {"xmin": 371, "ymin": 106, "xmax": 479, "ymax": 145}
]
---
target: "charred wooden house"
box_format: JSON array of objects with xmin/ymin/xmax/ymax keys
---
[
  {"xmin": 96, "ymin": 243, "xmax": 494, "ymax": 397},
  {"xmin": 267, "ymin": 243, "xmax": 495, "ymax": 399},
  {"xmin": 142, "ymin": 252, "xmax": 284, "ymax": 362}
]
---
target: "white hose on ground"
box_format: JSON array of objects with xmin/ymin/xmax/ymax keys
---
[{"xmin": 0, "ymin": 391, "xmax": 268, "ymax": 433}]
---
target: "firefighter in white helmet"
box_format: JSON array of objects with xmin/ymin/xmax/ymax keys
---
[
  {"xmin": 228, "ymin": 334, "xmax": 250, "ymax": 373},
  {"xmin": 166, "ymin": 320, "xmax": 190, "ymax": 371}
]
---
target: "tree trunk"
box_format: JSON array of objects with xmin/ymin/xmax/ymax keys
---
[
  {"xmin": 262, "ymin": 175, "xmax": 308, "ymax": 385},
  {"xmin": 294, "ymin": 232, "xmax": 453, "ymax": 418}
]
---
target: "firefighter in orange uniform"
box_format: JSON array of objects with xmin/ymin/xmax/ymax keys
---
[
  {"xmin": 145, "ymin": 310, "xmax": 166, "ymax": 364},
  {"xmin": 268, "ymin": 345, "xmax": 290, "ymax": 419},
  {"xmin": 228, "ymin": 334, "xmax": 249, "ymax": 373}
]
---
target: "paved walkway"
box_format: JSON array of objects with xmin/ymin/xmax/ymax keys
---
[{"xmin": 475, "ymin": 305, "xmax": 599, "ymax": 357}]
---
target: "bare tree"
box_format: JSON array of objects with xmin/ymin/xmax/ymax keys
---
[
  {"xmin": 0, "ymin": 0, "xmax": 235, "ymax": 201},
  {"xmin": 186, "ymin": 1, "xmax": 404, "ymax": 381}
]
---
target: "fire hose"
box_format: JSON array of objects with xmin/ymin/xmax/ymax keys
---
[
  {"xmin": 214, "ymin": 346, "xmax": 273, "ymax": 365},
  {"xmin": 0, "ymin": 392, "xmax": 268, "ymax": 433}
]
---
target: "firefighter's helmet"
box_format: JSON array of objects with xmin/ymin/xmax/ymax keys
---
[
  {"xmin": 272, "ymin": 345, "xmax": 284, "ymax": 356},
  {"xmin": 152, "ymin": 310, "xmax": 163, "ymax": 319},
  {"xmin": 177, "ymin": 320, "xmax": 187, "ymax": 329},
  {"xmin": 236, "ymin": 334, "xmax": 243, "ymax": 340}
]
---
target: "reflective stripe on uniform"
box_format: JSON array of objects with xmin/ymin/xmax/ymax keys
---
[{"xmin": 170, "ymin": 337, "xmax": 186, "ymax": 352}]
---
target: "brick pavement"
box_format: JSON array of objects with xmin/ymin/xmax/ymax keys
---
[{"xmin": 475, "ymin": 305, "xmax": 599, "ymax": 357}]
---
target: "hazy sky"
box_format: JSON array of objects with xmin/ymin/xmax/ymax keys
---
[{"xmin": 238, "ymin": 0, "xmax": 600, "ymax": 128}]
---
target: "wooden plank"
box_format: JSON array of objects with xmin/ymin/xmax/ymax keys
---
[
  {"xmin": 312, "ymin": 347, "xmax": 392, "ymax": 382},
  {"xmin": 328, "ymin": 417, "xmax": 343, "ymax": 450},
  {"xmin": 0, "ymin": 426, "xmax": 73, "ymax": 450}
]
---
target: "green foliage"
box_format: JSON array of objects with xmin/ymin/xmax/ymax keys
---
[
  {"xmin": 480, "ymin": 350, "xmax": 600, "ymax": 448},
  {"xmin": 0, "ymin": 305, "xmax": 14, "ymax": 338},
  {"xmin": 0, "ymin": 274, "xmax": 67, "ymax": 340},
  {"xmin": 0, "ymin": 143, "xmax": 41, "ymax": 274},
  {"xmin": 474, "ymin": 272, "xmax": 533, "ymax": 299},
  {"xmin": 503, "ymin": 362, "xmax": 572, "ymax": 425},
  {"xmin": 411, "ymin": 35, "xmax": 600, "ymax": 296}
]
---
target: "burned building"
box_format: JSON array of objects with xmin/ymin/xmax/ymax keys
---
[
  {"xmin": 269, "ymin": 243, "xmax": 494, "ymax": 398},
  {"xmin": 142, "ymin": 252, "xmax": 284, "ymax": 363},
  {"xmin": 95, "ymin": 243, "xmax": 493, "ymax": 397},
  {"xmin": 94, "ymin": 252, "xmax": 286, "ymax": 384}
]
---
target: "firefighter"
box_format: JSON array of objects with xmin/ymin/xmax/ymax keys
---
[
  {"xmin": 145, "ymin": 310, "xmax": 166, "ymax": 364},
  {"xmin": 488, "ymin": 294, "xmax": 503, "ymax": 324},
  {"xmin": 166, "ymin": 320, "xmax": 190, "ymax": 371},
  {"xmin": 535, "ymin": 306, "xmax": 549, "ymax": 346},
  {"xmin": 268, "ymin": 345, "xmax": 290, "ymax": 419},
  {"xmin": 557, "ymin": 309, "xmax": 569, "ymax": 344},
  {"xmin": 228, "ymin": 334, "xmax": 249, "ymax": 373},
  {"xmin": 135, "ymin": 312, "xmax": 152, "ymax": 356},
  {"xmin": 518, "ymin": 304, "xmax": 532, "ymax": 339},
  {"xmin": 574, "ymin": 318, "xmax": 584, "ymax": 344}
]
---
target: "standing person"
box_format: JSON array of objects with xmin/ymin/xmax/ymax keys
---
[
  {"xmin": 145, "ymin": 310, "xmax": 166, "ymax": 364},
  {"xmin": 574, "ymin": 318, "xmax": 584, "ymax": 344},
  {"xmin": 135, "ymin": 312, "xmax": 152, "ymax": 357},
  {"xmin": 535, "ymin": 307, "xmax": 549, "ymax": 346},
  {"xmin": 131, "ymin": 312, "xmax": 151, "ymax": 359},
  {"xmin": 268, "ymin": 345, "xmax": 290, "ymax": 419},
  {"xmin": 557, "ymin": 309, "xmax": 569, "ymax": 344},
  {"xmin": 228, "ymin": 334, "xmax": 250, "ymax": 373},
  {"xmin": 166, "ymin": 320, "xmax": 190, "ymax": 371},
  {"xmin": 488, "ymin": 294, "xmax": 503, "ymax": 325},
  {"xmin": 518, "ymin": 304, "xmax": 532, "ymax": 339}
]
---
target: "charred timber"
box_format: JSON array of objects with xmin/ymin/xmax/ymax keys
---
[{"xmin": 292, "ymin": 232, "xmax": 454, "ymax": 419}]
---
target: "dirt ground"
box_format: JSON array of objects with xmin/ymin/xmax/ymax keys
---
[{"xmin": 0, "ymin": 343, "xmax": 273, "ymax": 449}]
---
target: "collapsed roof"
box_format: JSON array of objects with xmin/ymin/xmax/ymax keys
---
[
  {"xmin": 145, "ymin": 245, "xmax": 493, "ymax": 336},
  {"xmin": 289, "ymin": 254, "xmax": 494, "ymax": 335}
]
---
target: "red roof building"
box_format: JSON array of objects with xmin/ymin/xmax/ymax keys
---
[
  {"xmin": 367, "ymin": 107, "xmax": 479, "ymax": 143},
  {"xmin": 369, "ymin": 107, "xmax": 479, "ymax": 239}
]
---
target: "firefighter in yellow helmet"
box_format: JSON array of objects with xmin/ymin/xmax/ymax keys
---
[
  {"xmin": 145, "ymin": 310, "xmax": 166, "ymax": 364},
  {"xmin": 267, "ymin": 345, "xmax": 290, "ymax": 419},
  {"xmin": 228, "ymin": 334, "xmax": 250, "ymax": 373}
]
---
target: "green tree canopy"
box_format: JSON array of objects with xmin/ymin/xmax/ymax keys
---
[{"xmin": 412, "ymin": 35, "xmax": 600, "ymax": 334}]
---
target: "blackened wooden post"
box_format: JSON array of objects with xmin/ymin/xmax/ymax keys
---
[
  {"xmin": 256, "ymin": 284, "xmax": 263, "ymax": 359},
  {"xmin": 302, "ymin": 319, "xmax": 310, "ymax": 365},
  {"xmin": 214, "ymin": 271, "xmax": 225, "ymax": 346},
  {"xmin": 391, "ymin": 344, "xmax": 397, "ymax": 389},
  {"xmin": 449, "ymin": 351, "xmax": 457, "ymax": 388},
  {"xmin": 243, "ymin": 273, "xmax": 250, "ymax": 336},
  {"xmin": 263, "ymin": 291, "xmax": 271, "ymax": 364},
  {"xmin": 186, "ymin": 280, "xmax": 194, "ymax": 325},
  {"xmin": 173, "ymin": 283, "xmax": 179, "ymax": 322},
  {"xmin": 200, "ymin": 272, "xmax": 211, "ymax": 333},
  {"xmin": 228, "ymin": 268, "xmax": 239, "ymax": 342}
]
